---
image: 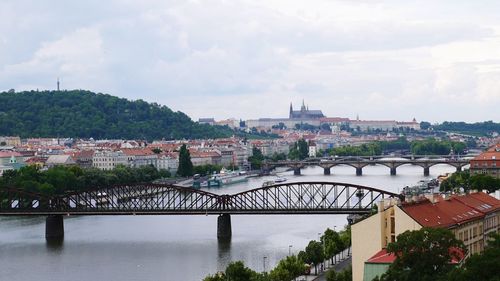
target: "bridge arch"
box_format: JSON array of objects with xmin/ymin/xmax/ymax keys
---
[{"xmin": 226, "ymin": 181, "xmax": 399, "ymax": 214}]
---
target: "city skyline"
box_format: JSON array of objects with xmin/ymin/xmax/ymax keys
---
[{"xmin": 1, "ymin": 1, "xmax": 500, "ymax": 123}]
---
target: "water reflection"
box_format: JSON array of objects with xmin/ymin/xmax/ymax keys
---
[
  {"xmin": 46, "ymin": 238, "xmax": 64, "ymax": 252},
  {"xmin": 217, "ymin": 238, "xmax": 232, "ymax": 271}
]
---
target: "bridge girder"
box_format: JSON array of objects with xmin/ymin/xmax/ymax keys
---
[{"xmin": 0, "ymin": 182, "xmax": 399, "ymax": 216}]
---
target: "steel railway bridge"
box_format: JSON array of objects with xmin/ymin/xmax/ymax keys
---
[{"xmin": 0, "ymin": 182, "xmax": 399, "ymax": 240}]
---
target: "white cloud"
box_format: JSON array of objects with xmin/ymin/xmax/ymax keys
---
[{"xmin": 0, "ymin": 0, "xmax": 499, "ymax": 122}]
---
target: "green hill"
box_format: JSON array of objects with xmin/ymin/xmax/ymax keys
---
[{"xmin": 0, "ymin": 90, "xmax": 233, "ymax": 140}]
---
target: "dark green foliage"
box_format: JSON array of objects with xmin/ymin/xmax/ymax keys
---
[
  {"xmin": 0, "ymin": 164, "xmax": 167, "ymax": 195},
  {"xmin": 269, "ymin": 255, "xmax": 306, "ymax": 281},
  {"xmin": 378, "ymin": 228, "xmax": 465, "ymax": 281},
  {"xmin": 302, "ymin": 240, "xmax": 324, "ymax": 274},
  {"xmin": 288, "ymin": 139, "xmax": 308, "ymax": 160},
  {"xmin": 420, "ymin": 121, "xmax": 431, "ymax": 130},
  {"xmin": 193, "ymin": 164, "xmax": 223, "ymax": 176},
  {"xmin": 328, "ymin": 143, "xmax": 382, "ymax": 157},
  {"xmin": 446, "ymin": 233, "xmax": 500, "ymax": 281},
  {"xmin": 440, "ymin": 171, "xmax": 500, "ymax": 193},
  {"xmin": 202, "ymin": 261, "xmax": 268, "ymax": 281},
  {"xmin": 294, "ymin": 123, "xmax": 317, "ymax": 131},
  {"xmin": 411, "ymin": 139, "xmax": 466, "ymax": 155},
  {"xmin": 248, "ymin": 147, "xmax": 265, "ymax": 169},
  {"xmin": 0, "ymin": 90, "xmax": 233, "ymax": 140},
  {"xmin": 321, "ymin": 228, "xmax": 344, "ymax": 264},
  {"xmin": 377, "ymin": 137, "xmax": 410, "ymax": 152},
  {"xmin": 326, "ymin": 266, "xmax": 352, "ymax": 281},
  {"xmin": 434, "ymin": 121, "xmax": 500, "ymax": 136},
  {"xmin": 151, "ymin": 148, "xmax": 162, "ymax": 154},
  {"xmin": 177, "ymin": 144, "xmax": 193, "ymax": 177}
]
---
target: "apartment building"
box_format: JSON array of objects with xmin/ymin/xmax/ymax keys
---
[
  {"xmin": 352, "ymin": 192, "xmax": 500, "ymax": 281},
  {"xmin": 92, "ymin": 150, "xmax": 128, "ymax": 170}
]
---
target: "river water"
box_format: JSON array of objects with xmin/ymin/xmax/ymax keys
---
[{"xmin": 0, "ymin": 164, "xmax": 458, "ymax": 281}]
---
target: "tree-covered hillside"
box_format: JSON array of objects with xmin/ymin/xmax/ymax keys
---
[
  {"xmin": 0, "ymin": 90, "xmax": 233, "ymax": 140},
  {"xmin": 433, "ymin": 121, "xmax": 500, "ymax": 136}
]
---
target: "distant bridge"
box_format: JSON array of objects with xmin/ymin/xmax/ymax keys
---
[
  {"xmin": 0, "ymin": 182, "xmax": 398, "ymax": 240},
  {"xmin": 263, "ymin": 155, "xmax": 472, "ymax": 176}
]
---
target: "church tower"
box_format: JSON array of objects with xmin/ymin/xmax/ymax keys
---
[{"xmin": 289, "ymin": 102, "xmax": 293, "ymax": 118}]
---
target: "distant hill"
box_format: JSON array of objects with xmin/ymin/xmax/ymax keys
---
[
  {"xmin": 433, "ymin": 121, "xmax": 500, "ymax": 136},
  {"xmin": 0, "ymin": 90, "xmax": 233, "ymax": 140}
]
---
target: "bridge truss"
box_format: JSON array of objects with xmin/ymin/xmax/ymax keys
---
[{"xmin": 0, "ymin": 182, "xmax": 400, "ymax": 216}]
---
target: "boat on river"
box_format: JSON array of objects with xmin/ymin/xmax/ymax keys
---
[{"xmin": 194, "ymin": 169, "xmax": 248, "ymax": 188}]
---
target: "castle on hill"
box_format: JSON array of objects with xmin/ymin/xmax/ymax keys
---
[{"xmin": 289, "ymin": 100, "xmax": 325, "ymax": 119}]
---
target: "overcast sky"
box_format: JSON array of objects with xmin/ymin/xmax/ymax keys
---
[{"xmin": 1, "ymin": 0, "xmax": 499, "ymax": 123}]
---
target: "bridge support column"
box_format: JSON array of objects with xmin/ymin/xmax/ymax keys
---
[
  {"xmin": 293, "ymin": 168, "xmax": 301, "ymax": 176},
  {"xmin": 217, "ymin": 214, "xmax": 232, "ymax": 240},
  {"xmin": 46, "ymin": 215, "xmax": 64, "ymax": 240},
  {"xmin": 356, "ymin": 167, "xmax": 362, "ymax": 176},
  {"xmin": 423, "ymin": 167, "xmax": 430, "ymax": 176},
  {"xmin": 390, "ymin": 167, "xmax": 397, "ymax": 176},
  {"xmin": 323, "ymin": 168, "xmax": 331, "ymax": 175},
  {"xmin": 456, "ymin": 166, "xmax": 462, "ymax": 172}
]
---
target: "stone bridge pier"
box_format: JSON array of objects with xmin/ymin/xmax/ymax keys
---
[
  {"xmin": 289, "ymin": 163, "xmax": 305, "ymax": 175},
  {"xmin": 46, "ymin": 215, "xmax": 64, "ymax": 240},
  {"xmin": 217, "ymin": 214, "xmax": 231, "ymax": 240},
  {"xmin": 350, "ymin": 163, "xmax": 368, "ymax": 176},
  {"xmin": 319, "ymin": 164, "xmax": 335, "ymax": 175},
  {"xmin": 383, "ymin": 162, "xmax": 402, "ymax": 176}
]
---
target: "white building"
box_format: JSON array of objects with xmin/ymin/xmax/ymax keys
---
[
  {"xmin": 157, "ymin": 154, "xmax": 178, "ymax": 174},
  {"xmin": 122, "ymin": 149, "xmax": 158, "ymax": 168},
  {"xmin": 92, "ymin": 150, "xmax": 128, "ymax": 170}
]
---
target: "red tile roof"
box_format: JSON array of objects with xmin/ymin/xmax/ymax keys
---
[
  {"xmin": 402, "ymin": 196, "xmax": 485, "ymax": 228},
  {"xmin": 471, "ymin": 150, "xmax": 500, "ymax": 161},
  {"xmin": 0, "ymin": 151, "xmax": 22, "ymax": 158},
  {"xmin": 366, "ymin": 247, "xmax": 464, "ymax": 265},
  {"xmin": 122, "ymin": 148, "xmax": 155, "ymax": 156},
  {"xmin": 366, "ymin": 249, "xmax": 396, "ymax": 264},
  {"xmin": 453, "ymin": 192, "xmax": 500, "ymax": 213}
]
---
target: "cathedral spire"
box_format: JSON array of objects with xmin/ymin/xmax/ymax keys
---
[{"xmin": 301, "ymin": 99, "xmax": 306, "ymax": 111}]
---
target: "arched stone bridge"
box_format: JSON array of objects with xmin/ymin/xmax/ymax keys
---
[
  {"xmin": 263, "ymin": 155, "xmax": 471, "ymax": 176},
  {"xmin": 0, "ymin": 182, "xmax": 399, "ymax": 239}
]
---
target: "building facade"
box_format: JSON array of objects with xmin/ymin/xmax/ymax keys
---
[
  {"xmin": 470, "ymin": 145, "xmax": 500, "ymax": 178},
  {"xmin": 92, "ymin": 151, "xmax": 128, "ymax": 170},
  {"xmin": 352, "ymin": 193, "xmax": 500, "ymax": 281}
]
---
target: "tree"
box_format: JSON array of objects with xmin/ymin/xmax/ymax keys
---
[
  {"xmin": 419, "ymin": 121, "xmax": 431, "ymax": 130},
  {"xmin": 326, "ymin": 266, "xmax": 352, "ymax": 281},
  {"xmin": 304, "ymin": 240, "xmax": 324, "ymax": 274},
  {"xmin": 446, "ymin": 233, "xmax": 500, "ymax": 281},
  {"xmin": 269, "ymin": 255, "xmax": 306, "ymax": 281},
  {"xmin": 322, "ymin": 228, "xmax": 342, "ymax": 263},
  {"xmin": 0, "ymin": 90, "xmax": 235, "ymax": 140},
  {"xmin": 440, "ymin": 171, "xmax": 500, "ymax": 194},
  {"xmin": 289, "ymin": 139, "xmax": 309, "ymax": 160},
  {"xmin": 203, "ymin": 261, "xmax": 268, "ymax": 281},
  {"xmin": 151, "ymin": 148, "xmax": 162, "ymax": 154},
  {"xmin": 378, "ymin": 227, "xmax": 465, "ymax": 281},
  {"xmin": 470, "ymin": 174, "xmax": 500, "ymax": 194},
  {"xmin": 248, "ymin": 147, "xmax": 265, "ymax": 170},
  {"xmin": 298, "ymin": 139, "xmax": 309, "ymax": 159},
  {"xmin": 225, "ymin": 261, "xmax": 256, "ymax": 281},
  {"xmin": 177, "ymin": 144, "xmax": 193, "ymax": 177}
]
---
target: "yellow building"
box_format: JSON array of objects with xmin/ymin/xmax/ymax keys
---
[{"xmin": 352, "ymin": 192, "xmax": 500, "ymax": 281}]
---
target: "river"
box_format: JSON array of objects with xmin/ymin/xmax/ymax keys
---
[{"xmin": 0, "ymin": 164, "xmax": 458, "ymax": 281}]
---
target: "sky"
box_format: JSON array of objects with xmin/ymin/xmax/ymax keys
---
[{"xmin": 1, "ymin": 0, "xmax": 499, "ymax": 123}]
